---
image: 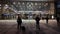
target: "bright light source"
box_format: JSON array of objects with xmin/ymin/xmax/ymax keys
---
[
  {"xmin": 5, "ymin": 4, "xmax": 8, "ymax": 7},
  {"xmin": 4, "ymin": 4, "xmax": 9, "ymax": 9},
  {"xmin": 52, "ymin": 15, "xmax": 54, "ymax": 19},
  {"xmin": 29, "ymin": 5, "xmax": 31, "ymax": 7}
]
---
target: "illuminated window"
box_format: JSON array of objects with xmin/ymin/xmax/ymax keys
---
[{"xmin": 11, "ymin": 2, "xmax": 50, "ymax": 11}]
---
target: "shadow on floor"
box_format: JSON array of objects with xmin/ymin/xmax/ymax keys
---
[
  {"xmin": 57, "ymin": 22, "xmax": 60, "ymax": 32},
  {"xmin": 36, "ymin": 24, "xmax": 46, "ymax": 34},
  {"xmin": 16, "ymin": 24, "xmax": 46, "ymax": 34},
  {"xmin": 16, "ymin": 26, "xmax": 26, "ymax": 34}
]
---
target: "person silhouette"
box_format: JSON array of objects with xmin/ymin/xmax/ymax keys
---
[
  {"xmin": 35, "ymin": 15, "xmax": 40, "ymax": 29},
  {"xmin": 56, "ymin": 17, "xmax": 59, "ymax": 23},
  {"xmin": 46, "ymin": 14, "xmax": 49, "ymax": 24},
  {"xmin": 17, "ymin": 14, "xmax": 22, "ymax": 29}
]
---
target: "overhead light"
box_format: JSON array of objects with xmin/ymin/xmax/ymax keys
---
[
  {"xmin": 22, "ymin": 2, "xmax": 24, "ymax": 5},
  {"xmin": 18, "ymin": 2, "xmax": 20, "ymax": 4},
  {"xmin": 35, "ymin": 3, "xmax": 37, "ymax": 5},
  {"xmin": 13, "ymin": 2, "xmax": 16, "ymax": 4},
  {"xmin": 5, "ymin": 4, "xmax": 8, "ymax": 7},
  {"xmin": 52, "ymin": 15, "xmax": 54, "ymax": 19},
  {"xmin": 4, "ymin": 4, "xmax": 9, "ymax": 9},
  {"xmin": 29, "ymin": 5, "xmax": 31, "ymax": 7}
]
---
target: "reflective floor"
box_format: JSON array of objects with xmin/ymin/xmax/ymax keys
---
[{"xmin": 0, "ymin": 19, "xmax": 60, "ymax": 34}]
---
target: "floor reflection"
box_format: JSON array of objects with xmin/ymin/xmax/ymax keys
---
[
  {"xmin": 57, "ymin": 22, "xmax": 60, "ymax": 32},
  {"xmin": 36, "ymin": 24, "xmax": 45, "ymax": 34},
  {"xmin": 16, "ymin": 26, "xmax": 26, "ymax": 34}
]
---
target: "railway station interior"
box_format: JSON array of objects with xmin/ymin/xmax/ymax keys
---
[{"xmin": 0, "ymin": 0, "xmax": 60, "ymax": 34}]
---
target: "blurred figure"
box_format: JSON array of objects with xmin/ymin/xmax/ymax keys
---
[
  {"xmin": 1, "ymin": 14, "xmax": 4, "ymax": 19},
  {"xmin": 17, "ymin": 14, "xmax": 22, "ymax": 29},
  {"xmin": 35, "ymin": 15, "xmax": 40, "ymax": 25},
  {"xmin": 56, "ymin": 17, "xmax": 60, "ymax": 31},
  {"xmin": 21, "ymin": 26, "xmax": 26, "ymax": 34},
  {"xmin": 35, "ymin": 15, "xmax": 40, "ymax": 29},
  {"xmin": 56, "ymin": 17, "xmax": 59, "ymax": 23},
  {"xmin": 46, "ymin": 14, "xmax": 49, "ymax": 24}
]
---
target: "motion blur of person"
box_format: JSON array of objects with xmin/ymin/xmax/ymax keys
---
[
  {"xmin": 35, "ymin": 15, "xmax": 40, "ymax": 26},
  {"xmin": 56, "ymin": 16, "xmax": 59, "ymax": 23},
  {"xmin": 46, "ymin": 14, "xmax": 49, "ymax": 24},
  {"xmin": 17, "ymin": 14, "xmax": 22, "ymax": 29},
  {"xmin": 1, "ymin": 14, "xmax": 4, "ymax": 19}
]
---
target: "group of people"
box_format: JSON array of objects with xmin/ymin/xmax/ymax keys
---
[{"xmin": 17, "ymin": 14, "xmax": 49, "ymax": 29}]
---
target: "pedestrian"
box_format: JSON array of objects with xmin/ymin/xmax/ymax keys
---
[
  {"xmin": 46, "ymin": 14, "xmax": 49, "ymax": 24},
  {"xmin": 1, "ymin": 14, "xmax": 4, "ymax": 19},
  {"xmin": 56, "ymin": 17, "xmax": 59, "ymax": 23},
  {"xmin": 35, "ymin": 15, "xmax": 40, "ymax": 27},
  {"xmin": 17, "ymin": 14, "xmax": 22, "ymax": 29}
]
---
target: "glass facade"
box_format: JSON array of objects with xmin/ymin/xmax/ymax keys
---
[
  {"xmin": 12, "ymin": 2, "xmax": 50, "ymax": 11},
  {"xmin": 0, "ymin": 1, "xmax": 54, "ymax": 19}
]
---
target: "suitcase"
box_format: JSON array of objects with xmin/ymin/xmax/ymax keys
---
[{"xmin": 21, "ymin": 26, "xmax": 26, "ymax": 31}]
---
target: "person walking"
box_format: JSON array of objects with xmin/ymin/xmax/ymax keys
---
[
  {"xmin": 35, "ymin": 15, "xmax": 40, "ymax": 25},
  {"xmin": 46, "ymin": 14, "xmax": 49, "ymax": 24},
  {"xmin": 17, "ymin": 14, "xmax": 22, "ymax": 29},
  {"xmin": 35, "ymin": 15, "xmax": 41, "ymax": 30}
]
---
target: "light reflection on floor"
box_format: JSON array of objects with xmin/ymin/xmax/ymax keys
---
[{"xmin": 0, "ymin": 19, "xmax": 60, "ymax": 34}]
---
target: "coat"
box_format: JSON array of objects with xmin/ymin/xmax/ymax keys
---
[
  {"xmin": 17, "ymin": 17, "xmax": 22, "ymax": 24},
  {"xmin": 35, "ymin": 16, "xmax": 40, "ymax": 21}
]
